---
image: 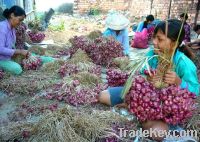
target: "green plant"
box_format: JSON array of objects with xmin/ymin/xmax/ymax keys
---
[
  {"xmin": 89, "ymin": 7, "xmax": 101, "ymax": 15},
  {"xmin": 48, "ymin": 20, "xmax": 65, "ymax": 31}
]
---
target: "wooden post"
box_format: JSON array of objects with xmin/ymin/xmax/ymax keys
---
[
  {"xmin": 150, "ymin": 0, "xmax": 154, "ymax": 14},
  {"xmin": 168, "ymin": 0, "xmax": 172, "ymax": 19},
  {"xmin": 73, "ymin": 0, "xmax": 79, "ymax": 15},
  {"xmin": 194, "ymin": 0, "xmax": 200, "ymax": 26}
]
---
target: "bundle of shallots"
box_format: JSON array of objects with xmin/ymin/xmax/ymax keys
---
[
  {"xmin": 69, "ymin": 36, "xmax": 124, "ymax": 66},
  {"xmin": 22, "ymin": 56, "xmax": 42, "ymax": 70},
  {"xmin": 45, "ymin": 80, "xmax": 108, "ymax": 106},
  {"xmin": 106, "ymin": 69, "xmax": 129, "ymax": 87},
  {"xmin": 90, "ymin": 37, "xmax": 124, "ymax": 66},
  {"xmin": 58, "ymin": 63, "xmax": 102, "ymax": 78},
  {"xmin": 28, "ymin": 31, "xmax": 45, "ymax": 43},
  {"xmin": 125, "ymin": 76, "xmax": 196, "ymax": 125}
]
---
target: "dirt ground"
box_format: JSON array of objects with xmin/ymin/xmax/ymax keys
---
[{"xmin": 44, "ymin": 14, "xmax": 105, "ymax": 44}]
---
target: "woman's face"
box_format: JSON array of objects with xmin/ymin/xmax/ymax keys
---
[
  {"xmin": 10, "ymin": 13, "xmax": 25, "ymax": 28},
  {"xmin": 148, "ymin": 20, "xmax": 153, "ymax": 24},
  {"xmin": 152, "ymin": 29, "xmax": 175, "ymax": 55}
]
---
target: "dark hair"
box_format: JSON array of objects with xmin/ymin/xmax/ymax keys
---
[
  {"xmin": 180, "ymin": 13, "xmax": 188, "ymax": 20},
  {"xmin": 3, "ymin": 5, "xmax": 26, "ymax": 19},
  {"xmin": 143, "ymin": 15, "xmax": 154, "ymax": 29},
  {"xmin": 146, "ymin": 15, "xmax": 154, "ymax": 22},
  {"xmin": 193, "ymin": 24, "xmax": 200, "ymax": 32},
  {"xmin": 153, "ymin": 19, "xmax": 194, "ymax": 59}
]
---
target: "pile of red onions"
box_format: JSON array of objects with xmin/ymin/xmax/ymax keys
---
[
  {"xmin": 69, "ymin": 35, "xmax": 92, "ymax": 55},
  {"xmin": 126, "ymin": 76, "xmax": 196, "ymax": 125},
  {"xmin": 22, "ymin": 56, "xmax": 42, "ymax": 70},
  {"xmin": 90, "ymin": 37, "xmax": 124, "ymax": 66},
  {"xmin": 45, "ymin": 81, "xmax": 108, "ymax": 106},
  {"xmin": 106, "ymin": 68, "xmax": 129, "ymax": 87},
  {"xmin": 58, "ymin": 63, "xmax": 79, "ymax": 78},
  {"xmin": 69, "ymin": 36, "xmax": 124, "ymax": 66},
  {"xmin": 160, "ymin": 86, "xmax": 196, "ymax": 125},
  {"xmin": 88, "ymin": 64, "xmax": 102, "ymax": 76},
  {"xmin": 28, "ymin": 31, "xmax": 45, "ymax": 43}
]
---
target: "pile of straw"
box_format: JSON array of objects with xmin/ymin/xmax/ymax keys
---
[
  {"xmin": 30, "ymin": 108, "xmax": 137, "ymax": 142},
  {"xmin": 0, "ymin": 103, "xmax": 137, "ymax": 142},
  {"xmin": 28, "ymin": 45, "xmax": 46, "ymax": 55},
  {"xmin": 112, "ymin": 57, "xmax": 130, "ymax": 71},
  {"xmin": 185, "ymin": 96, "xmax": 200, "ymax": 138},
  {"xmin": 87, "ymin": 30, "xmax": 102, "ymax": 40},
  {"xmin": 72, "ymin": 71, "xmax": 102, "ymax": 87},
  {"xmin": 45, "ymin": 44, "xmax": 68, "ymax": 56},
  {"xmin": 68, "ymin": 49, "xmax": 93, "ymax": 65},
  {"xmin": 0, "ymin": 71, "xmax": 59, "ymax": 95},
  {"xmin": 0, "ymin": 122, "xmax": 34, "ymax": 141},
  {"xmin": 0, "ymin": 107, "xmax": 138, "ymax": 142},
  {"xmin": 41, "ymin": 59, "xmax": 65, "ymax": 74}
]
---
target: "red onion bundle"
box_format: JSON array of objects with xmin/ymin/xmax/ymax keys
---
[
  {"xmin": 22, "ymin": 56, "xmax": 42, "ymax": 70},
  {"xmin": 126, "ymin": 76, "xmax": 196, "ymax": 125},
  {"xmin": 46, "ymin": 81, "xmax": 108, "ymax": 106},
  {"xmin": 69, "ymin": 35, "xmax": 92, "ymax": 55},
  {"xmin": 160, "ymin": 86, "xmax": 196, "ymax": 125},
  {"xmin": 106, "ymin": 69, "xmax": 129, "ymax": 87},
  {"xmin": 15, "ymin": 23, "xmax": 27, "ymax": 49},
  {"xmin": 69, "ymin": 36, "xmax": 124, "ymax": 66},
  {"xmin": 0, "ymin": 69, "xmax": 4, "ymax": 79},
  {"xmin": 28, "ymin": 31, "xmax": 45, "ymax": 43},
  {"xmin": 58, "ymin": 63, "xmax": 102, "ymax": 78},
  {"xmin": 88, "ymin": 64, "xmax": 102, "ymax": 76},
  {"xmin": 58, "ymin": 63, "xmax": 79, "ymax": 78},
  {"xmin": 90, "ymin": 37, "xmax": 124, "ymax": 66},
  {"xmin": 127, "ymin": 76, "xmax": 162, "ymax": 122}
]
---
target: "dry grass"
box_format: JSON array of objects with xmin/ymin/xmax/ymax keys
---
[
  {"xmin": 0, "ymin": 70, "xmax": 60, "ymax": 95},
  {"xmin": 0, "ymin": 107, "xmax": 139, "ymax": 142}
]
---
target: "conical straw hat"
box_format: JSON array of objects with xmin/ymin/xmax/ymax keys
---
[{"xmin": 105, "ymin": 12, "xmax": 130, "ymax": 30}]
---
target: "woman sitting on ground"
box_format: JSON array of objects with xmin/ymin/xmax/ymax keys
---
[
  {"xmin": 99, "ymin": 19, "xmax": 199, "ymax": 141},
  {"xmin": 0, "ymin": 6, "xmax": 54, "ymax": 75},
  {"xmin": 136, "ymin": 14, "xmax": 155, "ymax": 32}
]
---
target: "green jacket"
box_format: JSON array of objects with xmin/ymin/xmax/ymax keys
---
[{"xmin": 146, "ymin": 49, "xmax": 199, "ymax": 96}]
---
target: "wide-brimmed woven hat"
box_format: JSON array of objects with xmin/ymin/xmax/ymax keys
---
[{"xmin": 105, "ymin": 12, "xmax": 130, "ymax": 30}]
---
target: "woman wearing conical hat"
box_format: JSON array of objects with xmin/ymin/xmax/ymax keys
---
[{"xmin": 103, "ymin": 11, "xmax": 130, "ymax": 56}]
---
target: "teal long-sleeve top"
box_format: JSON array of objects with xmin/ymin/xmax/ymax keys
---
[
  {"xmin": 103, "ymin": 28, "xmax": 129, "ymax": 55},
  {"xmin": 136, "ymin": 21, "xmax": 145, "ymax": 32},
  {"xmin": 146, "ymin": 49, "xmax": 199, "ymax": 96}
]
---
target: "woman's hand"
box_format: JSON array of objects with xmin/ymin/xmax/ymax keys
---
[
  {"xmin": 164, "ymin": 70, "xmax": 182, "ymax": 86},
  {"xmin": 14, "ymin": 49, "xmax": 29, "ymax": 58},
  {"xmin": 147, "ymin": 71, "xmax": 161, "ymax": 85}
]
